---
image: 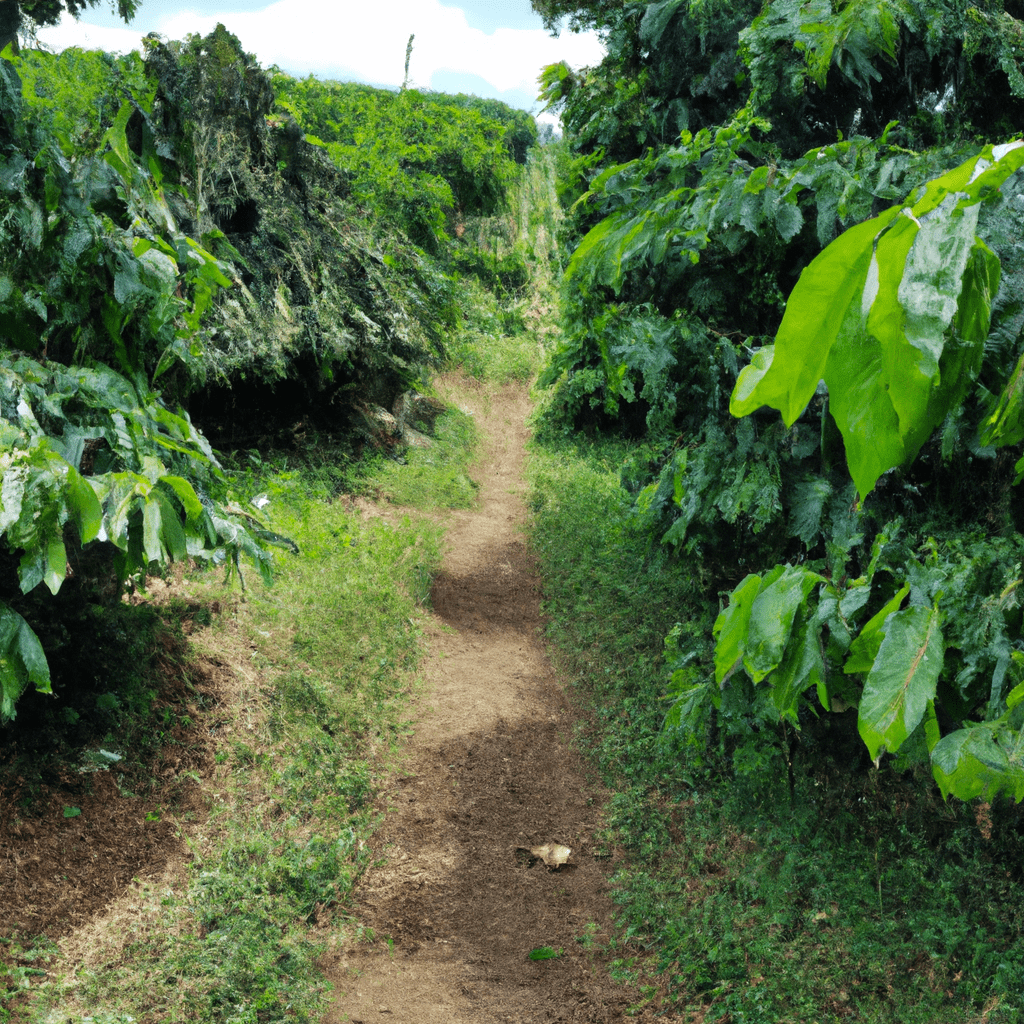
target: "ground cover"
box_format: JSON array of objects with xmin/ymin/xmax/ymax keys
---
[{"xmin": 526, "ymin": 413, "xmax": 1024, "ymax": 1022}]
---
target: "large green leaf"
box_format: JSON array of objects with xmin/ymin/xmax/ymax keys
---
[
  {"xmin": 844, "ymin": 584, "xmax": 909, "ymax": 674},
  {"xmin": 639, "ymin": 0, "xmax": 688, "ymax": 47},
  {"xmin": 154, "ymin": 489, "xmax": 187, "ymax": 562},
  {"xmin": 0, "ymin": 603, "xmax": 51, "ymax": 723},
  {"xmin": 142, "ymin": 493, "xmax": 165, "ymax": 566},
  {"xmin": 744, "ymin": 564, "xmax": 822, "ymax": 682},
  {"xmin": 66, "ymin": 463, "xmax": 102, "ymax": 543},
  {"xmin": 157, "ymin": 475, "xmax": 205, "ymax": 521},
  {"xmin": 713, "ymin": 572, "xmax": 764, "ymax": 685},
  {"xmin": 729, "ymin": 214, "xmax": 894, "ymax": 424},
  {"xmin": 731, "ymin": 142, "xmax": 1024, "ymax": 497},
  {"xmin": 858, "ymin": 604, "xmax": 944, "ymax": 760},
  {"xmin": 768, "ymin": 610, "xmax": 825, "ymax": 725},
  {"xmin": 931, "ymin": 718, "xmax": 1024, "ymax": 802}
]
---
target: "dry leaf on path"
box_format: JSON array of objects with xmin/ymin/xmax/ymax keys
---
[{"xmin": 529, "ymin": 842, "xmax": 572, "ymax": 868}]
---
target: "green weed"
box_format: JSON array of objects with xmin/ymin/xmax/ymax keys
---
[
  {"xmin": 0, "ymin": 935, "xmax": 57, "ymax": 1022},
  {"xmin": 528, "ymin": 946, "xmax": 563, "ymax": 961},
  {"xmin": 365, "ymin": 409, "xmax": 480, "ymax": 510},
  {"xmin": 448, "ymin": 278, "xmax": 543, "ymax": 384}
]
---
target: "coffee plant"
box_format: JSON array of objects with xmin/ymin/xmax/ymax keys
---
[
  {"xmin": 536, "ymin": 0, "xmax": 1024, "ymax": 804},
  {"xmin": 0, "ymin": 48, "xmax": 288, "ymax": 722}
]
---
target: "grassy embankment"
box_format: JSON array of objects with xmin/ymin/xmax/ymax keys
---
[{"xmin": 1, "ymin": 409, "xmax": 465, "ymax": 1023}]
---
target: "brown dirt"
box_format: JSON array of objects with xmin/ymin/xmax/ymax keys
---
[
  {"xmin": 0, "ymin": 621, "xmax": 227, "ymax": 939},
  {"xmin": 323, "ymin": 377, "xmax": 657, "ymax": 1023}
]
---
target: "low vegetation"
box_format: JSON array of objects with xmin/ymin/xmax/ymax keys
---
[
  {"xmin": 0, "ymin": 403, "xmax": 487, "ymax": 1021},
  {"xmin": 527, "ymin": 421, "xmax": 1024, "ymax": 1021}
]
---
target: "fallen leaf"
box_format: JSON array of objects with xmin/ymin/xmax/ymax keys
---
[{"xmin": 530, "ymin": 843, "xmax": 571, "ymax": 868}]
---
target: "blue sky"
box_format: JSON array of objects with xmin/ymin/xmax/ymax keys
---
[{"xmin": 36, "ymin": 0, "xmax": 604, "ymax": 121}]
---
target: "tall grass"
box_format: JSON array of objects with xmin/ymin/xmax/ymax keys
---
[{"xmin": 448, "ymin": 144, "xmax": 564, "ymax": 385}]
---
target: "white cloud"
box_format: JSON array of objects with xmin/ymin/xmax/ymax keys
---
[
  {"xmin": 35, "ymin": 16, "xmax": 146, "ymax": 55},
  {"xmin": 38, "ymin": 1, "xmax": 604, "ymax": 102}
]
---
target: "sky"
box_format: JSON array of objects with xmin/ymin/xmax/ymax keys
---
[{"xmin": 34, "ymin": 0, "xmax": 604, "ymax": 123}]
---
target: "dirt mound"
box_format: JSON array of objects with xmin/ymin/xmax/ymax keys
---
[{"xmin": 0, "ymin": 634, "xmax": 230, "ymax": 937}]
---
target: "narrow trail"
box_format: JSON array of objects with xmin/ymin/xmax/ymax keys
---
[{"xmin": 325, "ymin": 377, "xmax": 639, "ymax": 1023}]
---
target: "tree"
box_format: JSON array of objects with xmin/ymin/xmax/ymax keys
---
[
  {"xmin": 535, "ymin": 0, "xmax": 1024, "ymax": 804},
  {"xmin": 0, "ymin": 0, "xmax": 139, "ymax": 55}
]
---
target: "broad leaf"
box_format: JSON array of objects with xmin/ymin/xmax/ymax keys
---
[
  {"xmin": 844, "ymin": 584, "xmax": 910, "ymax": 673},
  {"xmin": 744, "ymin": 564, "xmax": 822, "ymax": 682},
  {"xmin": 731, "ymin": 143, "xmax": 1024, "ymax": 497},
  {"xmin": 769, "ymin": 610, "xmax": 825, "ymax": 724},
  {"xmin": 858, "ymin": 604, "xmax": 944, "ymax": 760},
  {"xmin": 0, "ymin": 602, "xmax": 51, "ymax": 722},
  {"xmin": 931, "ymin": 719, "xmax": 1024, "ymax": 802},
  {"xmin": 729, "ymin": 214, "xmax": 894, "ymax": 424},
  {"xmin": 713, "ymin": 572, "xmax": 763, "ymax": 685},
  {"xmin": 66, "ymin": 463, "xmax": 102, "ymax": 542},
  {"xmin": 639, "ymin": 0, "xmax": 687, "ymax": 47}
]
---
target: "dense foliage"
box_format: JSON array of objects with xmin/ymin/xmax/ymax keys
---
[
  {"xmin": 274, "ymin": 75, "xmax": 536, "ymax": 251},
  {"xmin": 0, "ymin": 26, "xmax": 538, "ymax": 723},
  {"xmin": 0, "ymin": 43, "xmax": 286, "ymax": 723},
  {"xmin": 535, "ymin": 0, "xmax": 1024, "ymax": 806}
]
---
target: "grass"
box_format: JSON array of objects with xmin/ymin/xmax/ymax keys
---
[
  {"xmin": 447, "ymin": 278, "xmax": 543, "ymax": 385},
  {"xmin": 525, "ymin": 409, "xmax": 1024, "ymax": 1024},
  {"xmin": 364, "ymin": 407, "xmax": 480, "ymax": 509},
  {"xmin": 447, "ymin": 145, "xmax": 563, "ymax": 387},
  {"xmin": 4, "ymin": 423, "xmax": 472, "ymax": 1023}
]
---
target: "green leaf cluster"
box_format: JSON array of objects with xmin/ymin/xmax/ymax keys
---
[
  {"xmin": 272, "ymin": 75, "xmax": 535, "ymax": 252},
  {"xmin": 732, "ymin": 142, "xmax": 1022, "ymax": 497},
  {"xmin": 694, "ymin": 526, "xmax": 1024, "ymax": 802},
  {"xmin": 539, "ymin": 0, "xmax": 1024, "ymax": 812},
  {"xmin": 0, "ymin": 43, "xmax": 294, "ymax": 722}
]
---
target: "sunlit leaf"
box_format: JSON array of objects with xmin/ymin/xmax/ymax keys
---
[{"xmin": 858, "ymin": 605, "xmax": 944, "ymax": 760}]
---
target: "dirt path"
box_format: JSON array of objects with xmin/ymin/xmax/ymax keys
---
[{"xmin": 324, "ymin": 378, "xmax": 638, "ymax": 1023}]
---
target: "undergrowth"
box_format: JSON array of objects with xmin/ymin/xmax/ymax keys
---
[
  {"xmin": 5, "ymin": 423, "xmax": 469, "ymax": 1022},
  {"xmin": 448, "ymin": 144, "xmax": 563, "ymax": 386},
  {"xmin": 447, "ymin": 276, "xmax": 541, "ymax": 384},
  {"xmin": 526, "ymin": 414, "xmax": 1024, "ymax": 1023},
  {"xmin": 364, "ymin": 408, "xmax": 479, "ymax": 510}
]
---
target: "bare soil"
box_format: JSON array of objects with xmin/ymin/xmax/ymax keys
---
[
  {"xmin": 0, "ymin": 621, "xmax": 224, "ymax": 938},
  {"xmin": 324, "ymin": 377, "xmax": 655, "ymax": 1023}
]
